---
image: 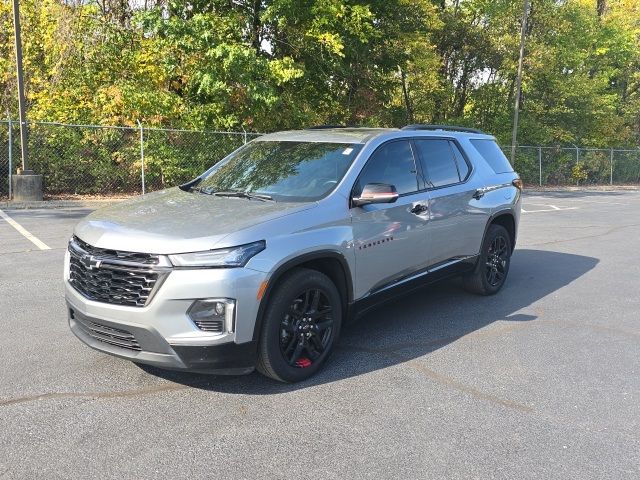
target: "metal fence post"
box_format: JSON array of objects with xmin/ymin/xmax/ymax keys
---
[
  {"xmin": 7, "ymin": 116, "xmax": 13, "ymax": 199},
  {"xmin": 610, "ymin": 148, "xmax": 614, "ymax": 185},
  {"xmin": 538, "ymin": 146, "xmax": 542, "ymax": 186},
  {"xmin": 574, "ymin": 144, "xmax": 579, "ymax": 186},
  {"xmin": 137, "ymin": 120, "xmax": 145, "ymax": 194}
]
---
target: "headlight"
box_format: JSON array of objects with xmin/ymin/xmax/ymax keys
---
[{"xmin": 168, "ymin": 240, "xmax": 265, "ymax": 268}]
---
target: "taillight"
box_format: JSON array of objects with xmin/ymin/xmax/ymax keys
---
[{"xmin": 512, "ymin": 178, "xmax": 523, "ymax": 190}]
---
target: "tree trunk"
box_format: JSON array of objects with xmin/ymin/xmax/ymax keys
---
[
  {"xmin": 251, "ymin": 0, "xmax": 262, "ymax": 54},
  {"xmin": 399, "ymin": 66, "xmax": 414, "ymax": 124},
  {"xmin": 597, "ymin": 0, "xmax": 607, "ymax": 17}
]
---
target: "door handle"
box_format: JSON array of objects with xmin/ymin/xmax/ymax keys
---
[
  {"xmin": 410, "ymin": 204, "xmax": 428, "ymax": 215},
  {"xmin": 473, "ymin": 188, "xmax": 487, "ymax": 200}
]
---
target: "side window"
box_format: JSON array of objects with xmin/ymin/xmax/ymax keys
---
[
  {"xmin": 355, "ymin": 140, "xmax": 419, "ymax": 196},
  {"xmin": 414, "ymin": 139, "xmax": 460, "ymax": 187},
  {"xmin": 469, "ymin": 139, "xmax": 514, "ymax": 174},
  {"xmin": 450, "ymin": 141, "xmax": 470, "ymax": 180}
]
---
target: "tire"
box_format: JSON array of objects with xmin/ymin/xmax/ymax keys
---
[
  {"xmin": 256, "ymin": 268, "xmax": 342, "ymax": 383},
  {"xmin": 463, "ymin": 224, "xmax": 512, "ymax": 295}
]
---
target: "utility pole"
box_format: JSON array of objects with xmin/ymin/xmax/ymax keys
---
[
  {"xmin": 12, "ymin": 0, "xmax": 29, "ymax": 172},
  {"xmin": 510, "ymin": 0, "xmax": 530, "ymax": 165},
  {"xmin": 11, "ymin": 0, "xmax": 42, "ymax": 201}
]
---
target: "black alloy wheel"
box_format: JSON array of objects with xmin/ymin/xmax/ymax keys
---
[
  {"xmin": 485, "ymin": 235, "xmax": 509, "ymax": 287},
  {"xmin": 463, "ymin": 223, "xmax": 512, "ymax": 295},
  {"xmin": 280, "ymin": 288, "xmax": 334, "ymax": 368},
  {"xmin": 257, "ymin": 268, "xmax": 342, "ymax": 382}
]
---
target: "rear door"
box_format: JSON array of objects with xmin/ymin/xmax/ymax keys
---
[
  {"xmin": 350, "ymin": 139, "xmax": 431, "ymax": 299},
  {"xmin": 413, "ymin": 138, "xmax": 489, "ymax": 266}
]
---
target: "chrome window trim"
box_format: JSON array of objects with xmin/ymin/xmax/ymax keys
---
[{"xmin": 411, "ymin": 137, "xmax": 475, "ymax": 192}]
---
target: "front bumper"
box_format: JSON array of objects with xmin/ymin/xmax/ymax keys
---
[
  {"xmin": 65, "ymin": 250, "xmax": 267, "ymax": 374},
  {"xmin": 69, "ymin": 308, "xmax": 257, "ymax": 374}
]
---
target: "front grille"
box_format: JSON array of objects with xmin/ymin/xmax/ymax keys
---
[
  {"xmin": 68, "ymin": 236, "xmax": 168, "ymax": 307},
  {"xmin": 73, "ymin": 236, "xmax": 160, "ymax": 265},
  {"xmin": 193, "ymin": 319, "xmax": 224, "ymax": 333},
  {"xmin": 72, "ymin": 310, "xmax": 141, "ymax": 351}
]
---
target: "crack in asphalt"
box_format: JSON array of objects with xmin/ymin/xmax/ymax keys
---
[
  {"xmin": 341, "ymin": 341, "xmax": 534, "ymax": 413},
  {"xmin": 404, "ymin": 361, "xmax": 534, "ymax": 413},
  {"xmin": 340, "ymin": 316, "xmax": 637, "ymax": 412},
  {"xmin": 340, "ymin": 323, "xmax": 534, "ymax": 413},
  {"xmin": 0, "ymin": 384, "xmax": 189, "ymax": 407}
]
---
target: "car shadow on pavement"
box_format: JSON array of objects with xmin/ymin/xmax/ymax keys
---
[{"xmin": 139, "ymin": 249, "xmax": 598, "ymax": 393}]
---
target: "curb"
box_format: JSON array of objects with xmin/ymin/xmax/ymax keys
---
[{"xmin": 523, "ymin": 186, "xmax": 639, "ymax": 195}]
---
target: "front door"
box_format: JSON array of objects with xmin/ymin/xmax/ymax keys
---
[{"xmin": 350, "ymin": 140, "xmax": 431, "ymax": 299}]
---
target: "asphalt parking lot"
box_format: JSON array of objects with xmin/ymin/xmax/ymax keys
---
[{"xmin": 1, "ymin": 190, "xmax": 639, "ymax": 479}]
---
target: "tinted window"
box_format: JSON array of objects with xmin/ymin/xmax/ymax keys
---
[
  {"xmin": 470, "ymin": 139, "xmax": 514, "ymax": 174},
  {"xmin": 450, "ymin": 141, "xmax": 470, "ymax": 180},
  {"xmin": 414, "ymin": 139, "xmax": 460, "ymax": 187},
  {"xmin": 197, "ymin": 141, "xmax": 362, "ymax": 202},
  {"xmin": 355, "ymin": 141, "xmax": 418, "ymax": 195}
]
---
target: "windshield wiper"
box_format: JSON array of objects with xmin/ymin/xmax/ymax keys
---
[
  {"xmin": 191, "ymin": 186, "xmax": 215, "ymax": 195},
  {"xmin": 212, "ymin": 191, "xmax": 274, "ymax": 202}
]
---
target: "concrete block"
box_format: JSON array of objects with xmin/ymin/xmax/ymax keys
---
[{"xmin": 11, "ymin": 173, "xmax": 43, "ymax": 202}]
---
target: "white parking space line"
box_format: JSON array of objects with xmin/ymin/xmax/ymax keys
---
[
  {"xmin": 0, "ymin": 209, "xmax": 51, "ymax": 250},
  {"xmin": 521, "ymin": 205, "xmax": 579, "ymax": 213},
  {"xmin": 555, "ymin": 199, "xmax": 629, "ymax": 205}
]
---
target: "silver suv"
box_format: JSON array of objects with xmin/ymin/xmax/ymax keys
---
[{"xmin": 65, "ymin": 125, "xmax": 522, "ymax": 382}]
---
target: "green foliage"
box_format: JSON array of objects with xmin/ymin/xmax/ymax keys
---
[
  {"xmin": 26, "ymin": 124, "xmax": 142, "ymax": 194},
  {"xmin": 0, "ymin": 0, "xmax": 638, "ymax": 159},
  {"xmin": 571, "ymin": 163, "xmax": 588, "ymax": 185}
]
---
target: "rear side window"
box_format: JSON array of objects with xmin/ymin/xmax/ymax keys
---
[
  {"xmin": 450, "ymin": 142, "xmax": 470, "ymax": 180},
  {"xmin": 470, "ymin": 139, "xmax": 514, "ymax": 174},
  {"xmin": 414, "ymin": 139, "xmax": 461, "ymax": 187}
]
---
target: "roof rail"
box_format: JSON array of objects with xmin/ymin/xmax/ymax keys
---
[
  {"xmin": 402, "ymin": 124, "xmax": 485, "ymax": 134},
  {"xmin": 305, "ymin": 125, "xmax": 348, "ymax": 130}
]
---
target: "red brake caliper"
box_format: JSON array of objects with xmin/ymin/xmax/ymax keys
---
[{"xmin": 295, "ymin": 358, "xmax": 312, "ymax": 368}]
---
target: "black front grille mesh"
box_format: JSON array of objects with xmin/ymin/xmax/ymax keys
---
[
  {"xmin": 193, "ymin": 319, "xmax": 224, "ymax": 333},
  {"xmin": 68, "ymin": 237, "xmax": 165, "ymax": 307},
  {"xmin": 72, "ymin": 310, "xmax": 141, "ymax": 351}
]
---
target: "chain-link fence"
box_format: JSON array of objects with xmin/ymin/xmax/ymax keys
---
[
  {"xmin": 504, "ymin": 145, "xmax": 640, "ymax": 186},
  {"xmin": 2, "ymin": 120, "xmax": 640, "ymax": 199},
  {"xmin": 0, "ymin": 120, "xmax": 261, "ymax": 199}
]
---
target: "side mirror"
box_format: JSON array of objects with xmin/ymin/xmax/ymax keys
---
[{"xmin": 352, "ymin": 183, "xmax": 399, "ymax": 207}]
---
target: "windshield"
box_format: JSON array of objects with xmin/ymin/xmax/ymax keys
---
[{"xmin": 194, "ymin": 141, "xmax": 363, "ymax": 202}]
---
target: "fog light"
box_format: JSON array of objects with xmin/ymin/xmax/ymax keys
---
[{"xmin": 188, "ymin": 299, "xmax": 236, "ymax": 333}]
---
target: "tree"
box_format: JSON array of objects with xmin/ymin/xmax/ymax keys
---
[{"xmin": 0, "ymin": 0, "xmax": 637, "ymax": 146}]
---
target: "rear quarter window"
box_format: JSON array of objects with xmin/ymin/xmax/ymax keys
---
[{"xmin": 469, "ymin": 139, "xmax": 514, "ymax": 174}]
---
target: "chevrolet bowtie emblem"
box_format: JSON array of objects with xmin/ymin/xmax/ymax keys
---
[{"xmin": 81, "ymin": 255, "xmax": 102, "ymax": 270}]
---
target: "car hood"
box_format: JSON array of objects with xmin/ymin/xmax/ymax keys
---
[{"xmin": 74, "ymin": 188, "xmax": 315, "ymax": 254}]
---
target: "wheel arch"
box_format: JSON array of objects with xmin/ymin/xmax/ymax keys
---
[
  {"xmin": 251, "ymin": 251, "xmax": 354, "ymax": 342},
  {"xmin": 484, "ymin": 210, "xmax": 517, "ymax": 252}
]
